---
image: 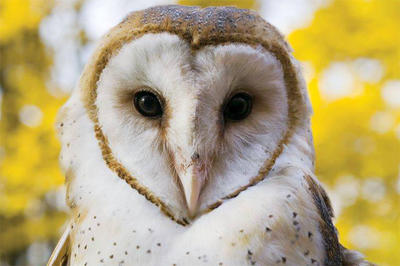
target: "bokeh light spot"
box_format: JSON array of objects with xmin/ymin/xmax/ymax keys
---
[
  {"xmin": 348, "ymin": 225, "xmax": 381, "ymax": 250},
  {"xmin": 319, "ymin": 62, "xmax": 358, "ymax": 100},
  {"xmin": 369, "ymin": 111, "xmax": 395, "ymax": 134},
  {"xmin": 381, "ymin": 80, "xmax": 400, "ymax": 108},
  {"xmin": 19, "ymin": 105, "xmax": 43, "ymax": 127},
  {"xmin": 361, "ymin": 178, "xmax": 386, "ymax": 202}
]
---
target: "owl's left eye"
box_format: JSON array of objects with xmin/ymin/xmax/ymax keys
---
[
  {"xmin": 224, "ymin": 92, "xmax": 253, "ymax": 121},
  {"xmin": 133, "ymin": 91, "xmax": 163, "ymax": 118}
]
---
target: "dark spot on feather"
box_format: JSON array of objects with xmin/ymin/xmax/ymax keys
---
[{"xmin": 266, "ymin": 227, "xmax": 272, "ymax": 232}]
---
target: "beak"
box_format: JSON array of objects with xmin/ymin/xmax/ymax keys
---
[{"xmin": 177, "ymin": 158, "xmax": 206, "ymax": 218}]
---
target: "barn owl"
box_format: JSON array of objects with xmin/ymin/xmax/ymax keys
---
[{"xmin": 48, "ymin": 5, "xmax": 373, "ymax": 266}]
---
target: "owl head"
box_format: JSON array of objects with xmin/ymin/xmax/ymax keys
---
[{"xmin": 57, "ymin": 5, "xmax": 314, "ymax": 224}]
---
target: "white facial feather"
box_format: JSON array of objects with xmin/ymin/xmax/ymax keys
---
[
  {"xmin": 96, "ymin": 33, "xmax": 193, "ymax": 217},
  {"xmin": 95, "ymin": 33, "xmax": 289, "ymax": 214},
  {"xmin": 194, "ymin": 43, "xmax": 288, "ymax": 208}
]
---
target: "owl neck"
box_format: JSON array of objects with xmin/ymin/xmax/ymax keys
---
[{"xmin": 272, "ymin": 119, "xmax": 315, "ymax": 177}]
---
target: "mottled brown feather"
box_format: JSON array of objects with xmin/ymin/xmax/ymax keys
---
[{"xmin": 305, "ymin": 175, "xmax": 343, "ymax": 265}]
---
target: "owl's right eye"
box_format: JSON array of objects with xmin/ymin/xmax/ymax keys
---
[{"xmin": 133, "ymin": 91, "xmax": 163, "ymax": 118}]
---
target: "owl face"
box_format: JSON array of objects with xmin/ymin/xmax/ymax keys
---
[{"xmin": 95, "ymin": 32, "xmax": 289, "ymax": 218}]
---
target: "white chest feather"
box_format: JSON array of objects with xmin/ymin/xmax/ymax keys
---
[{"xmin": 68, "ymin": 174, "xmax": 324, "ymax": 266}]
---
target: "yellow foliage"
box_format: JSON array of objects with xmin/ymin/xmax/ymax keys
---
[
  {"xmin": 0, "ymin": 0, "xmax": 66, "ymax": 262},
  {"xmin": 0, "ymin": 0, "xmax": 52, "ymax": 41},
  {"xmin": 290, "ymin": 0, "xmax": 400, "ymax": 264}
]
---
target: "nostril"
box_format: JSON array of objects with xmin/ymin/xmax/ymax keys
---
[{"xmin": 191, "ymin": 152, "xmax": 200, "ymax": 161}]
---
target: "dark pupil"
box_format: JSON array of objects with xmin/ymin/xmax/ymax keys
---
[
  {"xmin": 134, "ymin": 91, "xmax": 162, "ymax": 117},
  {"xmin": 224, "ymin": 93, "xmax": 252, "ymax": 121}
]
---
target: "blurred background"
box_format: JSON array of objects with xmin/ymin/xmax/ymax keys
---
[{"xmin": 0, "ymin": 0, "xmax": 399, "ymax": 265}]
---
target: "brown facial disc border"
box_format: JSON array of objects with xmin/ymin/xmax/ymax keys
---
[{"xmin": 82, "ymin": 24, "xmax": 302, "ymax": 226}]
